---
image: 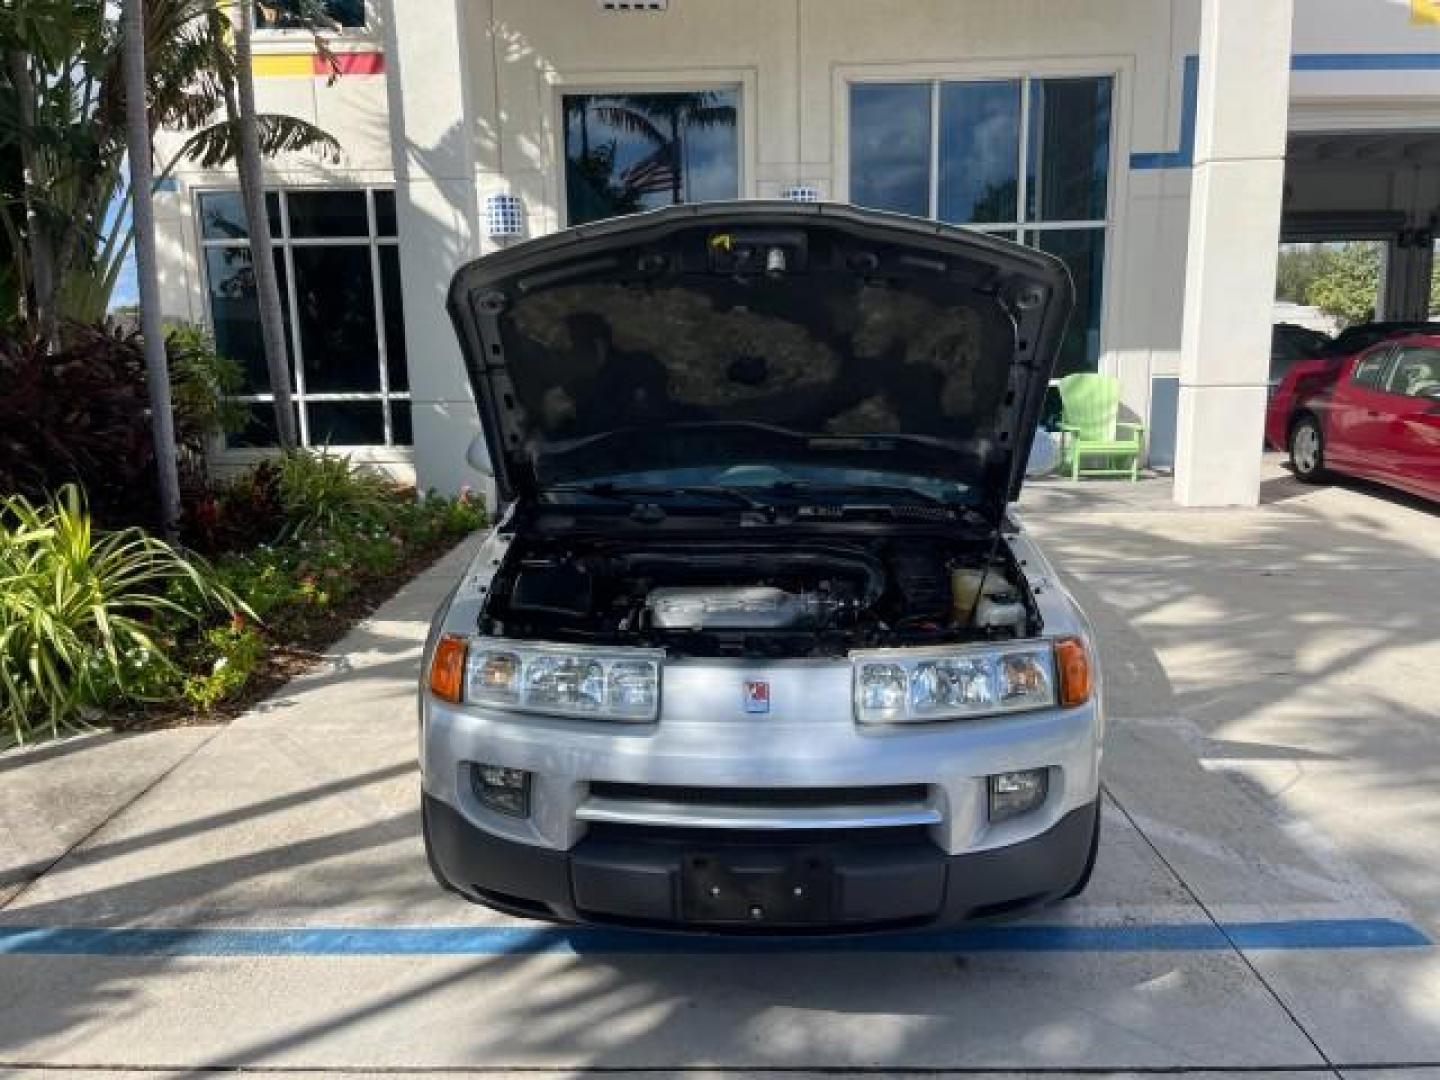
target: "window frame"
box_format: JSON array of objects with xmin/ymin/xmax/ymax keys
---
[
  {"xmin": 251, "ymin": 0, "xmax": 372, "ymax": 39},
  {"xmin": 551, "ymin": 70, "xmax": 757, "ymax": 230},
  {"xmin": 836, "ymin": 58, "xmax": 1129, "ymax": 379},
  {"xmin": 1350, "ymin": 344, "xmax": 1398, "ymax": 391},
  {"xmin": 194, "ymin": 185, "xmax": 409, "ymax": 450},
  {"xmin": 1384, "ymin": 343, "xmax": 1440, "ymax": 399},
  {"xmin": 853, "ymin": 77, "xmax": 1110, "ymax": 237}
]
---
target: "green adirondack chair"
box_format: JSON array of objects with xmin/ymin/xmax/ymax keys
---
[{"xmin": 1056, "ymin": 373, "xmax": 1145, "ymax": 481}]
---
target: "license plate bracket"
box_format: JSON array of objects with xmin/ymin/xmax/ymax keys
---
[{"xmin": 680, "ymin": 849, "xmax": 833, "ymax": 925}]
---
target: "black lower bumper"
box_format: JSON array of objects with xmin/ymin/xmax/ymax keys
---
[{"xmin": 422, "ymin": 795, "xmax": 1099, "ymax": 932}]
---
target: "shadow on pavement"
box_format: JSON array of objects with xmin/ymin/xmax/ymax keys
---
[{"xmin": 1, "ymin": 479, "xmax": 1437, "ymax": 1071}]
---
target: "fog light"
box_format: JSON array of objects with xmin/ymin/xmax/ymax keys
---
[
  {"xmin": 989, "ymin": 769, "xmax": 1048, "ymax": 822},
  {"xmin": 472, "ymin": 763, "xmax": 531, "ymax": 817}
]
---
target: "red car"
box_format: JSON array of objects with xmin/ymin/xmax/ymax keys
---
[{"xmin": 1266, "ymin": 332, "xmax": 1440, "ymax": 503}]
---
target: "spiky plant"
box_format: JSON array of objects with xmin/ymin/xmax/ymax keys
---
[{"xmin": 0, "ymin": 484, "xmax": 244, "ymax": 744}]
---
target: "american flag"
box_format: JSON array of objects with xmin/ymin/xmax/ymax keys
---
[{"xmin": 621, "ymin": 145, "xmax": 678, "ymax": 195}]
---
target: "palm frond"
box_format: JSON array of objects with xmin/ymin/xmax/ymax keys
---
[
  {"xmin": 173, "ymin": 113, "xmax": 344, "ymax": 169},
  {"xmin": 0, "ymin": 485, "xmax": 243, "ymax": 744},
  {"xmin": 682, "ymin": 104, "xmax": 737, "ymax": 131},
  {"xmin": 589, "ymin": 105, "xmax": 668, "ymax": 147}
]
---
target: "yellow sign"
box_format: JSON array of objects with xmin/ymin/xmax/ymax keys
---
[{"xmin": 1413, "ymin": 0, "xmax": 1440, "ymax": 26}]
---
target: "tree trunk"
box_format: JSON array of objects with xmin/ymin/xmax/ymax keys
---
[
  {"xmin": 233, "ymin": 0, "xmax": 299, "ymax": 449},
  {"xmin": 6, "ymin": 48, "xmax": 58, "ymax": 349},
  {"xmin": 121, "ymin": 0, "xmax": 183, "ymax": 537}
]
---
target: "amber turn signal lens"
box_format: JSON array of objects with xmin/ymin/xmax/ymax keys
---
[
  {"xmin": 429, "ymin": 634, "xmax": 468, "ymax": 703},
  {"xmin": 1054, "ymin": 637, "xmax": 1092, "ymax": 707}
]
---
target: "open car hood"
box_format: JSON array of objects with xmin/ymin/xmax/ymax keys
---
[{"xmin": 448, "ymin": 202, "xmax": 1074, "ymax": 518}]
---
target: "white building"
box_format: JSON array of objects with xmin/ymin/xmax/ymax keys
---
[{"xmin": 152, "ymin": 0, "xmax": 1440, "ymax": 506}]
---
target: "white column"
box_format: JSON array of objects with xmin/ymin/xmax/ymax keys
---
[
  {"xmin": 382, "ymin": 0, "xmax": 491, "ymax": 499},
  {"xmin": 1172, "ymin": 0, "xmax": 1293, "ymax": 506}
]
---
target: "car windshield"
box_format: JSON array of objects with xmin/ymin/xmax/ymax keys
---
[{"xmin": 544, "ymin": 464, "xmax": 978, "ymax": 505}]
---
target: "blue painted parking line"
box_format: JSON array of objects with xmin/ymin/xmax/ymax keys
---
[{"xmin": 0, "ymin": 918, "xmax": 1427, "ymax": 958}]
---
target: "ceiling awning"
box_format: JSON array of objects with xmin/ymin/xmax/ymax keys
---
[{"xmin": 1280, "ymin": 210, "xmax": 1407, "ymax": 243}]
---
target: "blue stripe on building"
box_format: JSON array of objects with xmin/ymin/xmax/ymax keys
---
[
  {"xmin": 1131, "ymin": 52, "xmax": 1440, "ymax": 170},
  {"xmin": 1130, "ymin": 55, "xmax": 1199, "ymax": 170},
  {"xmin": 1291, "ymin": 52, "xmax": 1440, "ymax": 71}
]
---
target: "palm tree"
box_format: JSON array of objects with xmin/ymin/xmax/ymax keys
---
[
  {"xmin": 92, "ymin": 0, "xmax": 341, "ymax": 330},
  {"xmin": 591, "ymin": 92, "xmax": 737, "ymax": 205},
  {"xmin": 231, "ymin": 0, "xmax": 298, "ymax": 448},
  {"xmin": 5, "ymin": 52, "xmax": 55, "ymax": 347},
  {"xmin": 0, "ymin": 2, "xmax": 92, "ymax": 348},
  {"xmin": 121, "ymin": 0, "xmax": 181, "ymax": 533},
  {"xmin": 0, "ymin": 0, "xmax": 339, "ymax": 508},
  {"xmin": 0, "ymin": 0, "xmax": 340, "ymax": 343},
  {"xmin": 178, "ymin": 0, "xmax": 343, "ymax": 450}
]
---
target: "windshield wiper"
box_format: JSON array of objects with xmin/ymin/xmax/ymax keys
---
[
  {"xmin": 644, "ymin": 485, "xmax": 769, "ymax": 510},
  {"xmin": 544, "ymin": 480, "xmax": 976, "ymax": 519},
  {"xmin": 763, "ymin": 480, "xmax": 962, "ymax": 510},
  {"xmin": 544, "ymin": 483, "xmax": 769, "ymax": 511}
]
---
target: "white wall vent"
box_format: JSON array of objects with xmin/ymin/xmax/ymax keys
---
[{"xmin": 598, "ymin": 0, "xmax": 668, "ymax": 10}]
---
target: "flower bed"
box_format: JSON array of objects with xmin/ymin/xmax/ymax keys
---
[{"xmin": 1, "ymin": 453, "xmax": 485, "ymax": 746}]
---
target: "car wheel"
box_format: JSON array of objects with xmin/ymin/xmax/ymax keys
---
[
  {"xmin": 1062, "ymin": 805, "xmax": 1101, "ymax": 900},
  {"xmin": 1289, "ymin": 415, "xmax": 1328, "ymax": 483}
]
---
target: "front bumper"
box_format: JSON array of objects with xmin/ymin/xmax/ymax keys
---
[
  {"xmin": 420, "ymin": 647, "xmax": 1103, "ymax": 930},
  {"xmin": 424, "ymin": 794, "xmax": 1099, "ymax": 931},
  {"xmin": 423, "ymin": 672, "xmax": 1102, "ymax": 857}
]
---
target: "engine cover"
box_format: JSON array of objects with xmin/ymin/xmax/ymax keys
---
[{"xmin": 647, "ymin": 587, "xmax": 837, "ymax": 631}]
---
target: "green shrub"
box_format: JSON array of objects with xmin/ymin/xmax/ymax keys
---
[
  {"xmin": 277, "ymin": 450, "xmax": 394, "ymax": 536},
  {"xmin": 0, "ymin": 486, "xmax": 244, "ymax": 745},
  {"xmin": 166, "ymin": 323, "xmax": 249, "ymax": 441},
  {"xmin": 432, "ymin": 488, "xmax": 487, "ymax": 536},
  {"xmin": 1, "ymin": 466, "xmax": 487, "ymax": 744},
  {"xmin": 182, "ymin": 620, "xmax": 266, "ymax": 714},
  {"xmin": 208, "ymin": 477, "xmax": 485, "ymax": 637}
]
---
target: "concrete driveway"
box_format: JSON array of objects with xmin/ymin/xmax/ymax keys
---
[{"xmin": 3, "ymin": 459, "xmax": 1439, "ymax": 1079}]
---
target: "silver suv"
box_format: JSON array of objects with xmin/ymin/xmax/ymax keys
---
[{"xmin": 421, "ymin": 203, "xmax": 1102, "ymax": 931}]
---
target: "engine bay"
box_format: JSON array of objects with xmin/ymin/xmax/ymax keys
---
[{"xmin": 479, "ymin": 534, "xmax": 1039, "ymax": 658}]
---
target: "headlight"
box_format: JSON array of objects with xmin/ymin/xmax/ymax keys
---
[
  {"xmin": 852, "ymin": 642, "xmax": 1058, "ymax": 724},
  {"xmin": 464, "ymin": 639, "xmax": 661, "ymax": 721}
]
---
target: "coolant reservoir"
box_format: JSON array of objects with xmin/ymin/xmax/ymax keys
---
[
  {"xmin": 949, "ymin": 568, "xmax": 986, "ymax": 620},
  {"xmin": 975, "ymin": 590, "xmax": 1027, "ymax": 635},
  {"xmin": 950, "ymin": 566, "xmax": 1011, "ymax": 623}
]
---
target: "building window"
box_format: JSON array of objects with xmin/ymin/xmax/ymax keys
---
[
  {"xmin": 563, "ymin": 89, "xmax": 740, "ymax": 226},
  {"xmin": 850, "ymin": 76, "xmax": 1113, "ymax": 376},
  {"xmin": 198, "ymin": 188, "xmax": 409, "ymax": 448},
  {"xmin": 255, "ymin": 1, "xmax": 366, "ymax": 30}
]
